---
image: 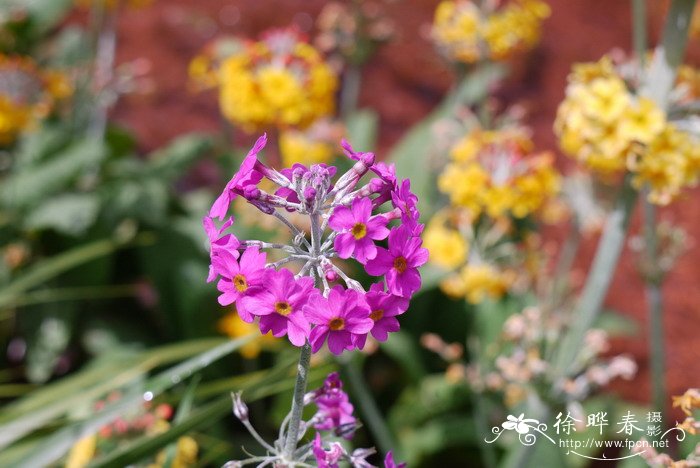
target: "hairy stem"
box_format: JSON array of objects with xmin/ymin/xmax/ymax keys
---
[{"xmin": 282, "ymin": 343, "xmax": 312, "ymax": 459}]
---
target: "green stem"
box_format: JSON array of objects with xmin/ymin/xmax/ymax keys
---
[
  {"xmin": 340, "ymin": 65, "xmax": 362, "ymax": 118},
  {"xmin": 552, "ymin": 176, "xmax": 638, "ymax": 377},
  {"xmin": 282, "ymin": 342, "xmax": 312, "ymax": 458},
  {"xmin": 340, "ymin": 356, "xmax": 396, "ymax": 457}
]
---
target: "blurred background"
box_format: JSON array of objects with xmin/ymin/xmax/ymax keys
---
[{"xmin": 1, "ymin": 0, "xmax": 700, "ymax": 467}]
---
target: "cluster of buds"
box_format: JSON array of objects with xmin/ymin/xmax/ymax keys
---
[
  {"xmin": 228, "ymin": 373, "xmax": 405, "ymax": 467},
  {"xmin": 205, "ymin": 134, "xmax": 427, "ymax": 355},
  {"xmin": 0, "ymin": 54, "xmax": 71, "ymax": 145},
  {"xmin": 431, "ymin": 0, "xmax": 550, "ymax": 64},
  {"xmin": 424, "ymin": 306, "xmax": 637, "ymax": 408},
  {"xmin": 314, "ymin": 1, "xmax": 394, "ymax": 66},
  {"xmin": 189, "ymin": 28, "xmax": 338, "ymax": 131}
]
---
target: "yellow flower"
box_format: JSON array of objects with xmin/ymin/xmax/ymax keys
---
[
  {"xmin": 218, "ymin": 311, "xmax": 278, "ymax": 359},
  {"xmin": 432, "ymin": 0, "xmax": 550, "ymax": 64},
  {"xmin": 192, "ymin": 29, "xmax": 337, "ymax": 131},
  {"xmin": 672, "ymin": 388, "xmax": 700, "ymax": 416},
  {"xmin": 279, "ymin": 119, "xmax": 345, "ymax": 168},
  {"xmin": 423, "ymin": 219, "xmax": 469, "ymax": 270},
  {"xmin": 438, "ymin": 128, "xmax": 559, "ymax": 219},
  {"xmin": 0, "ymin": 54, "xmax": 71, "ymax": 145},
  {"xmin": 458, "ymin": 263, "xmax": 510, "ymax": 304},
  {"xmin": 632, "ymin": 125, "xmax": 695, "ymax": 205},
  {"xmin": 65, "ymin": 435, "xmax": 97, "ymax": 468},
  {"xmin": 618, "ymin": 97, "xmax": 666, "ymax": 145}
]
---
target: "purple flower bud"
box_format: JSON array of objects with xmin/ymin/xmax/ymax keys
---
[{"xmin": 232, "ymin": 392, "xmax": 248, "ymax": 421}]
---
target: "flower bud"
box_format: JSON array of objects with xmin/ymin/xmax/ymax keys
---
[{"xmin": 232, "ymin": 392, "xmax": 248, "ymax": 421}]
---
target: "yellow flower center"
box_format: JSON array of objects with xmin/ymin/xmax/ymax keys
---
[
  {"xmin": 351, "ymin": 223, "xmax": 367, "ymax": 239},
  {"xmin": 233, "ymin": 274, "xmax": 248, "ymax": 293},
  {"xmin": 275, "ymin": 301, "xmax": 292, "ymax": 316},
  {"xmin": 369, "ymin": 309, "xmax": 384, "ymax": 321},
  {"xmin": 329, "ymin": 317, "xmax": 345, "ymax": 331},
  {"xmin": 393, "ymin": 256, "xmax": 408, "ymax": 273}
]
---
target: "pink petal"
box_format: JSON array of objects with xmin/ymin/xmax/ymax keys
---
[
  {"xmin": 328, "ymin": 206, "xmax": 355, "ymax": 231},
  {"xmin": 334, "ymin": 233, "xmax": 356, "ymax": 259}
]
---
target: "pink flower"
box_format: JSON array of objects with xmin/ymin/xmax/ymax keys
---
[
  {"xmin": 214, "ymin": 247, "xmax": 267, "ymax": 322},
  {"xmin": 209, "ymin": 134, "xmax": 267, "ymax": 220},
  {"xmin": 329, "ymin": 197, "xmax": 389, "ymax": 263},
  {"xmin": 304, "ymin": 286, "xmax": 373, "ymax": 355},
  {"xmin": 203, "ymin": 216, "xmax": 240, "ymax": 283},
  {"xmin": 244, "ymin": 268, "xmax": 314, "ymax": 346},
  {"xmin": 365, "ymin": 225, "xmax": 429, "ymax": 297},
  {"xmin": 384, "ymin": 451, "xmax": 407, "ymax": 468},
  {"xmin": 356, "ymin": 283, "xmax": 409, "ymax": 347},
  {"xmin": 312, "ymin": 434, "xmax": 345, "ymax": 468},
  {"xmin": 392, "ymin": 179, "xmax": 423, "ymax": 235},
  {"xmin": 310, "ymin": 372, "xmax": 357, "ymax": 438}
]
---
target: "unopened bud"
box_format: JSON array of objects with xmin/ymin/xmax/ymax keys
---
[{"xmin": 232, "ymin": 391, "xmax": 248, "ymax": 421}]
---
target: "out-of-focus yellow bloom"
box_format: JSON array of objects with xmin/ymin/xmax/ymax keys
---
[
  {"xmin": 150, "ymin": 436, "xmax": 198, "ymax": 468},
  {"xmin": 438, "ymin": 127, "xmax": 560, "ymax": 219},
  {"xmin": 0, "ymin": 54, "xmax": 71, "ymax": 145},
  {"xmin": 65, "ymin": 435, "xmax": 97, "ymax": 468},
  {"xmin": 432, "ymin": 0, "xmax": 550, "ymax": 64},
  {"xmin": 556, "ymin": 55, "xmax": 700, "ymax": 205},
  {"xmin": 190, "ymin": 29, "xmax": 338, "ymax": 132},
  {"xmin": 673, "ymin": 388, "xmax": 700, "ymax": 416},
  {"xmin": 279, "ymin": 119, "xmax": 345, "ymax": 168},
  {"xmin": 218, "ymin": 311, "xmax": 278, "ymax": 359},
  {"xmin": 423, "ymin": 218, "xmax": 469, "ymax": 270},
  {"xmin": 443, "ymin": 264, "xmax": 511, "ymax": 304}
]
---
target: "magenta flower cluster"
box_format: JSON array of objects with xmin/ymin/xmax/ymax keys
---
[
  {"xmin": 307, "ymin": 373, "xmax": 406, "ymax": 468},
  {"xmin": 205, "ymin": 134, "xmax": 427, "ymax": 355}
]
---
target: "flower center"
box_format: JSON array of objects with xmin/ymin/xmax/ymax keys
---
[
  {"xmin": 329, "ymin": 317, "xmax": 345, "ymax": 331},
  {"xmin": 351, "ymin": 222, "xmax": 367, "ymax": 240},
  {"xmin": 233, "ymin": 274, "xmax": 248, "ymax": 292},
  {"xmin": 369, "ymin": 309, "xmax": 384, "ymax": 321},
  {"xmin": 393, "ymin": 256, "xmax": 408, "ymax": 273},
  {"xmin": 275, "ymin": 301, "xmax": 292, "ymax": 316}
]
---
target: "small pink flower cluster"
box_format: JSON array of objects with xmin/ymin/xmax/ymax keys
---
[
  {"xmin": 307, "ymin": 373, "xmax": 406, "ymax": 468},
  {"xmin": 204, "ymin": 134, "xmax": 427, "ymax": 355}
]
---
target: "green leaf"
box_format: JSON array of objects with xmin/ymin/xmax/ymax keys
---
[
  {"xmin": 380, "ymin": 331, "xmax": 427, "ymax": 382},
  {"xmin": 0, "ymin": 233, "xmax": 153, "ymax": 309},
  {"xmin": 4, "ymin": 337, "xmax": 254, "ymax": 467},
  {"xmin": 144, "ymin": 134, "xmax": 213, "ymax": 180},
  {"xmin": 345, "ymin": 109, "xmax": 379, "ymax": 152},
  {"xmin": 23, "ymin": 193, "xmax": 100, "ymax": 236},
  {"xmin": 595, "ymin": 310, "xmax": 640, "ymax": 337},
  {"xmin": 387, "ymin": 64, "xmax": 506, "ymax": 220},
  {"xmin": 86, "ymin": 359, "xmax": 332, "ymax": 468},
  {"xmin": 1, "ymin": 138, "xmax": 107, "ymax": 209}
]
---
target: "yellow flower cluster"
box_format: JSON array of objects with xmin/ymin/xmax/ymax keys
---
[
  {"xmin": 446, "ymin": 263, "xmax": 512, "ymax": 304},
  {"xmin": 437, "ymin": 128, "xmax": 560, "ymax": 219},
  {"xmin": 432, "ymin": 0, "xmax": 550, "ymax": 63},
  {"xmin": 190, "ymin": 29, "xmax": 338, "ymax": 131},
  {"xmin": 0, "ymin": 55, "xmax": 71, "ymax": 145},
  {"xmin": 555, "ymin": 56, "xmax": 700, "ymax": 205},
  {"xmin": 423, "ymin": 212, "xmax": 516, "ymax": 304},
  {"xmin": 279, "ymin": 118, "xmax": 345, "ymax": 168}
]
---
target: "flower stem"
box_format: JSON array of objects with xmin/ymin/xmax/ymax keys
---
[
  {"xmin": 552, "ymin": 175, "xmax": 638, "ymax": 377},
  {"xmin": 633, "ymin": 0, "xmax": 669, "ymax": 416},
  {"xmin": 340, "ymin": 355, "xmax": 397, "ymax": 457},
  {"xmin": 283, "ymin": 342, "xmax": 312, "ymax": 458}
]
